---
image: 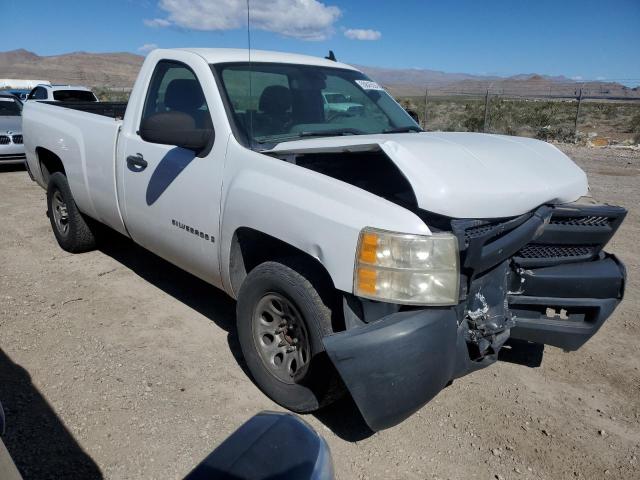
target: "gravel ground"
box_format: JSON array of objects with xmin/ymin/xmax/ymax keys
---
[{"xmin": 0, "ymin": 144, "xmax": 638, "ymax": 480}]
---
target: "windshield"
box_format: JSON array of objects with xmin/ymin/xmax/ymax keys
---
[
  {"xmin": 53, "ymin": 90, "xmax": 97, "ymax": 102},
  {"xmin": 213, "ymin": 62, "xmax": 420, "ymax": 148},
  {"xmin": 0, "ymin": 97, "xmax": 22, "ymax": 116}
]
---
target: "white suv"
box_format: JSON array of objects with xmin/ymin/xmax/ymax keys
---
[{"xmin": 26, "ymin": 84, "xmax": 98, "ymax": 102}]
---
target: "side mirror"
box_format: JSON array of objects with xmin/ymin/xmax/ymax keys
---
[
  {"xmin": 140, "ymin": 111, "xmax": 213, "ymax": 154},
  {"xmin": 405, "ymin": 108, "xmax": 420, "ymax": 124}
]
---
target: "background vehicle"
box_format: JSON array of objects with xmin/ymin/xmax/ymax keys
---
[
  {"xmin": 0, "ymin": 94, "xmax": 24, "ymax": 164},
  {"xmin": 321, "ymin": 91, "xmax": 364, "ymax": 117},
  {"xmin": 22, "ymin": 48, "xmax": 626, "ymax": 432},
  {"xmin": 26, "ymin": 84, "xmax": 97, "ymax": 102},
  {"xmin": 0, "ymin": 90, "xmax": 29, "ymax": 101}
]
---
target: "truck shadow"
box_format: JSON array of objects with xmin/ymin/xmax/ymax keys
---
[
  {"xmin": 97, "ymin": 229, "xmax": 241, "ymax": 360},
  {"xmin": 0, "ymin": 349, "xmax": 103, "ymax": 479},
  {"xmin": 97, "ymin": 230, "xmax": 375, "ymax": 442},
  {"xmin": 144, "ymin": 148, "xmax": 196, "ymax": 206},
  {"xmin": 498, "ymin": 338, "xmax": 544, "ymax": 368}
]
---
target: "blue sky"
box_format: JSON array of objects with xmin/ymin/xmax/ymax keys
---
[{"xmin": 3, "ymin": 0, "xmax": 639, "ymax": 84}]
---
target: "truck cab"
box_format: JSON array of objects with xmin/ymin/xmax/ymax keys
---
[
  {"xmin": 22, "ymin": 48, "xmax": 627, "ymax": 431},
  {"xmin": 26, "ymin": 84, "xmax": 98, "ymax": 102}
]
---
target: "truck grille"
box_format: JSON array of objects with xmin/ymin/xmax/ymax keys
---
[
  {"xmin": 11, "ymin": 135, "xmax": 23, "ymax": 144},
  {"xmin": 0, "ymin": 135, "xmax": 9, "ymax": 145},
  {"xmin": 549, "ymin": 215, "xmax": 610, "ymax": 227},
  {"xmin": 516, "ymin": 245, "xmax": 595, "ymax": 260},
  {"xmin": 465, "ymin": 223, "xmax": 498, "ymax": 240},
  {"xmin": 453, "ymin": 203, "xmax": 627, "ymax": 271}
]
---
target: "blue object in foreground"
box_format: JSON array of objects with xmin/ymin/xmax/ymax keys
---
[{"xmin": 185, "ymin": 411, "xmax": 333, "ymax": 480}]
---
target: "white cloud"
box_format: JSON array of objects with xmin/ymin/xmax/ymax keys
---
[
  {"xmin": 144, "ymin": 18, "xmax": 171, "ymax": 27},
  {"xmin": 138, "ymin": 43, "xmax": 159, "ymax": 53},
  {"xmin": 145, "ymin": 0, "xmax": 341, "ymax": 41},
  {"xmin": 344, "ymin": 28, "xmax": 381, "ymax": 41},
  {"xmin": 571, "ymin": 75, "xmax": 584, "ymax": 81}
]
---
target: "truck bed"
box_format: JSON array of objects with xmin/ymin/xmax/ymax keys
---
[
  {"xmin": 40, "ymin": 101, "xmax": 127, "ymax": 119},
  {"xmin": 22, "ymin": 99, "xmax": 127, "ymax": 235}
]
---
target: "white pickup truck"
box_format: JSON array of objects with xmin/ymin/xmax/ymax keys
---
[{"xmin": 23, "ymin": 48, "xmax": 626, "ymax": 431}]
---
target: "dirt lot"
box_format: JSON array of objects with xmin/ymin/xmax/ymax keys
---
[{"xmin": 0, "ymin": 145, "xmax": 638, "ymax": 480}]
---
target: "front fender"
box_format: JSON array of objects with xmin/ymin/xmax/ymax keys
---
[{"xmin": 219, "ymin": 141, "xmax": 430, "ymax": 297}]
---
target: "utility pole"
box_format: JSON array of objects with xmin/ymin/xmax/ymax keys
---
[
  {"xmin": 483, "ymin": 89, "xmax": 490, "ymax": 132},
  {"xmin": 574, "ymin": 87, "xmax": 583, "ymax": 140},
  {"xmin": 423, "ymin": 88, "xmax": 429, "ymax": 129}
]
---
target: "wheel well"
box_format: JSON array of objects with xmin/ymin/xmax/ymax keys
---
[
  {"xmin": 37, "ymin": 147, "xmax": 65, "ymax": 184},
  {"xmin": 229, "ymin": 227, "xmax": 336, "ymax": 298}
]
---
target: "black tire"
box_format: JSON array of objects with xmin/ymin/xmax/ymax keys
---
[
  {"xmin": 236, "ymin": 260, "xmax": 344, "ymax": 412},
  {"xmin": 47, "ymin": 172, "xmax": 97, "ymax": 253}
]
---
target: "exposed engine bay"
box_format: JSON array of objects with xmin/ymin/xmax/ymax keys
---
[{"xmin": 271, "ymin": 149, "xmax": 418, "ymax": 210}]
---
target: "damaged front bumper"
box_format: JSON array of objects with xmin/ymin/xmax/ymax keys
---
[{"xmin": 323, "ymin": 202, "xmax": 627, "ymax": 431}]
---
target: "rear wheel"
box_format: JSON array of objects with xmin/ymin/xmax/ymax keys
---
[
  {"xmin": 236, "ymin": 260, "xmax": 343, "ymax": 412},
  {"xmin": 47, "ymin": 172, "xmax": 97, "ymax": 253}
]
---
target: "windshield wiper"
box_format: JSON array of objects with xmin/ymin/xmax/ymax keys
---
[
  {"xmin": 298, "ymin": 128, "xmax": 366, "ymax": 137},
  {"xmin": 382, "ymin": 126, "xmax": 423, "ymax": 134}
]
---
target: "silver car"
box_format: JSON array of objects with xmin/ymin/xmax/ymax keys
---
[{"xmin": 0, "ymin": 94, "xmax": 24, "ymax": 164}]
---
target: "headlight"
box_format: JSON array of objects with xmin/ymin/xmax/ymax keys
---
[{"xmin": 354, "ymin": 227, "xmax": 460, "ymax": 306}]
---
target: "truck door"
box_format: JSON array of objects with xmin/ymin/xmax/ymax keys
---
[{"xmin": 119, "ymin": 59, "xmax": 225, "ymax": 287}]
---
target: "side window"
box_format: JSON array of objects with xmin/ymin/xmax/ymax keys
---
[
  {"xmin": 141, "ymin": 60, "xmax": 210, "ymax": 129},
  {"xmin": 31, "ymin": 87, "xmax": 48, "ymax": 100}
]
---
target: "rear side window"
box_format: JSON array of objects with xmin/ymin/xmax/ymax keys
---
[
  {"xmin": 53, "ymin": 90, "xmax": 97, "ymax": 102},
  {"xmin": 28, "ymin": 87, "xmax": 47, "ymax": 100},
  {"xmin": 141, "ymin": 60, "xmax": 210, "ymax": 129}
]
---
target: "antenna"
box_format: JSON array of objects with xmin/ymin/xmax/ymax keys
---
[
  {"xmin": 325, "ymin": 50, "xmax": 337, "ymax": 62},
  {"xmin": 246, "ymin": 0, "xmax": 254, "ymax": 147},
  {"xmin": 246, "ymin": 0, "xmax": 252, "ymax": 59}
]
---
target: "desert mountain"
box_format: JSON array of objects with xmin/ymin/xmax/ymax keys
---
[
  {"xmin": 0, "ymin": 49, "xmax": 143, "ymax": 88},
  {"xmin": 0, "ymin": 49, "xmax": 637, "ymax": 99}
]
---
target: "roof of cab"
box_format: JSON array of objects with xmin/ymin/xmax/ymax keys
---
[
  {"xmin": 175, "ymin": 48, "xmax": 358, "ymax": 71},
  {"xmin": 43, "ymin": 84, "xmax": 93, "ymax": 91}
]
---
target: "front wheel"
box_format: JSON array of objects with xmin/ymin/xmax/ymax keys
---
[
  {"xmin": 46, "ymin": 172, "xmax": 97, "ymax": 253},
  {"xmin": 236, "ymin": 260, "xmax": 343, "ymax": 412}
]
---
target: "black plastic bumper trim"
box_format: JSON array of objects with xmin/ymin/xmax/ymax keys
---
[
  {"xmin": 508, "ymin": 296, "xmax": 619, "ymax": 351},
  {"xmin": 323, "ymin": 308, "xmax": 458, "ymax": 431},
  {"xmin": 519, "ymin": 254, "xmax": 625, "ymax": 299}
]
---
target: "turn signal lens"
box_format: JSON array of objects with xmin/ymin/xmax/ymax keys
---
[
  {"xmin": 358, "ymin": 232, "xmax": 379, "ymax": 264},
  {"xmin": 354, "ymin": 228, "xmax": 460, "ymax": 305},
  {"xmin": 356, "ymin": 267, "xmax": 378, "ymax": 294}
]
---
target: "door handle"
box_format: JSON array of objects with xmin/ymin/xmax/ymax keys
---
[{"xmin": 127, "ymin": 153, "xmax": 148, "ymax": 171}]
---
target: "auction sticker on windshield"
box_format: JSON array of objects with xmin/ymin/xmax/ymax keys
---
[{"xmin": 355, "ymin": 80, "xmax": 385, "ymax": 91}]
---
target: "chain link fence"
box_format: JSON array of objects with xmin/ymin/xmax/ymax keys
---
[{"xmin": 398, "ymin": 89, "xmax": 640, "ymax": 146}]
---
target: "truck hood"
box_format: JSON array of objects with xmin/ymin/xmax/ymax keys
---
[
  {"xmin": 0, "ymin": 116, "xmax": 22, "ymax": 134},
  {"xmin": 266, "ymin": 132, "xmax": 588, "ymax": 218}
]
